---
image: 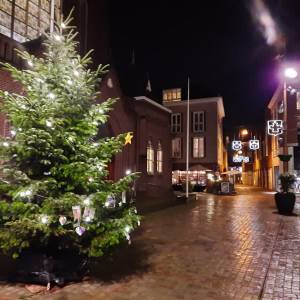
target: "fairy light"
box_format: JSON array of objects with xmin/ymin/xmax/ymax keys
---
[
  {"xmin": 2, "ymin": 142, "xmax": 9, "ymax": 147},
  {"xmin": 61, "ymin": 22, "xmax": 66, "ymax": 29},
  {"xmin": 10, "ymin": 130, "xmax": 16, "ymax": 136},
  {"xmin": 83, "ymin": 198, "xmax": 91, "ymax": 206},
  {"xmin": 73, "ymin": 70, "xmax": 79, "ymax": 77},
  {"xmin": 46, "ymin": 120, "xmax": 53, "ymax": 127},
  {"xmin": 88, "ymin": 177, "xmax": 94, "ymax": 182},
  {"xmin": 40, "ymin": 215, "xmax": 49, "ymax": 224},
  {"xmin": 28, "ymin": 60, "xmax": 33, "ymax": 67},
  {"xmin": 67, "ymin": 79, "xmax": 73, "ymax": 85},
  {"xmin": 48, "ymin": 92, "xmax": 55, "ymax": 100},
  {"xmin": 124, "ymin": 225, "xmax": 131, "ymax": 233},
  {"xmin": 54, "ymin": 34, "xmax": 61, "ymax": 41},
  {"xmin": 125, "ymin": 169, "xmax": 131, "ymax": 175}
]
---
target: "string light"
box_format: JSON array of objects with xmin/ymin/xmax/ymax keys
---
[
  {"xmin": 2, "ymin": 142, "xmax": 9, "ymax": 147},
  {"xmin": 61, "ymin": 22, "xmax": 66, "ymax": 29},
  {"xmin": 124, "ymin": 225, "xmax": 131, "ymax": 233},
  {"xmin": 48, "ymin": 92, "xmax": 55, "ymax": 100},
  {"xmin": 28, "ymin": 60, "xmax": 33, "ymax": 67},
  {"xmin": 88, "ymin": 177, "xmax": 94, "ymax": 182},
  {"xmin": 10, "ymin": 130, "xmax": 16, "ymax": 136},
  {"xmin": 73, "ymin": 70, "xmax": 79, "ymax": 77},
  {"xmin": 4, "ymin": 91, "xmax": 8, "ymax": 96},
  {"xmin": 83, "ymin": 198, "xmax": 91, "ymax": 206},
  {"xmin": 40, "ymin": 215, "xmax": 49, "ymax": 224},
  {"xmin": 54, "ymin": 34, "xmax": 61, "ymax": 41},
  {"xmin": 97, "ymin": 108, "xmax": 104, "ymax": 114},
  {"xmin": 125, "ymin": 169, "xmax": 131, "ymax": 175},
  {"xmin": 67, "ymin": 79, "xmax": 73, "ymax": 85},
  {"xmin": 46, "ymin": 120, "xmax": 53, "ymax": 127}
]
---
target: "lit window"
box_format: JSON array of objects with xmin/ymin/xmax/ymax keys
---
[
  {"xmin": 297, "ymin": 92, "xmax": 300, "ymax": 110},
  {"xmin": 193, "ymin": 112, "xmax": 205, "ymax": 133},
  {"xmin": 163, "ymin": 88, "xmax": 181, "ymax": 102},
  {"xmin": 172, "ymin": 138, "xmax": 181, "ymax": 158},
  {"xmin": 147, "ymin": 140, "xmax": 154, "ymax": 174},
  {"xmin": 157, "ymin": 142, "xmax": 163, "ymax": 173},
  {"xmin": 171, "ymin": 113, "xmax": 181, "ymax": 133},
  {"xmin": 193, "ymin": 137, "xmax": 205, "ymax": 158},
  {"xmin": 0, "ymin": 0, "xmax": 61, "ymax": 42}
]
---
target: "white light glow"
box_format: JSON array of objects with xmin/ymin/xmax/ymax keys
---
[
  {"xmin": 48, "ymin": 93, "xmax": 55, "ymax": 99},
  {"xmin": 125, "ymin": 169, "xmax": 131, "ymax": 175},
  {"xmin": 46, "ymin": 120, "xmax": 53, "ymax": 127},
  {"xmin": 2, "ymin": 142, "xmax": 9, "ymax": 147},
  {"xmin": 284, "ymin": 68, "xmax": 298, "ymax": 79}
]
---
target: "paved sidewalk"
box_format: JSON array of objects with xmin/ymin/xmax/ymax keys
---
[{"xmin": 1, "ymin": 186, "xmax": 300, "ymax": 299}]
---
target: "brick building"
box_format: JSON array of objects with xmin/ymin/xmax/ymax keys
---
[
  {"xmin": 162, "ymin": 88, "xmax": 226, "ymax": 179},
  {"xmin": 0, "ymin": 0, "xmax": 174, "ymax": 212}
]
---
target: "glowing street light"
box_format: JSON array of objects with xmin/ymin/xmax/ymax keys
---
[
  {"xmin": 284, "ymin": 67, "xmax": 298, "ymax": 79},
  {"xmin": 241, "ymin": 129, "xmax": 248, "ymax": 136},
  {"xmin": 282, "ymin": 66, "xmax": 298, "ymax": 172}
]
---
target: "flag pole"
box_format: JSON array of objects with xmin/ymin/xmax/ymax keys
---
[
  {"xmin": 186, "ymin": 77, "xmax": 190, "ymax": 199},
  {"xmin": 50, "ymin": 0, "xmax": 55, "ymax": 33}
]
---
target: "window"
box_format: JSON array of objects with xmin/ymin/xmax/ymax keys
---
[
  {"xmin": 193, "ymin": 137, "xmax": 205, "ymax": 158},
  {"xmin": 193, "ymin": 111, "xmax": 205, "ymax": 132},
  {"xmin": 172, "ymin": 138, "xmax": 181, "ymax": 158},
  {"xmin": 163, "ymin": 88, "xmax": 181, "ymax": 102},
  {"xmin": 157, "ymin": 142, "xmax": 163, "ymax": 173},
  {"xmin": 297, "ymin": 92, "xmax": 300, "ymax": 110},
  {"xmin": 147, "ymin": 140, "xmax": 154, "ymax": 174},
  {"xmin": 171, "ymin": 113, "xmax": 181, "ymax": 133}
]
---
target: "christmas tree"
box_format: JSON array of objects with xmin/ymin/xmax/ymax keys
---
[{"xmin": 0, "ymin": 15, "xmax": 140, "ymax": 261}]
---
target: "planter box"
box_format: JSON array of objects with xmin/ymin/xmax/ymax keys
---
[{"xmin": 275, "ymin": 192, "xmax": 295, "ymax": 215}]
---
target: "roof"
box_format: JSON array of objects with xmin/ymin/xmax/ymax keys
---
[
  {"xmin": 163, "ymin": 97, "xmax": 225, "ymax": 118},
  {"xmin": 134, "ymin": 96, "xmax": 172, "ymax": 113}
]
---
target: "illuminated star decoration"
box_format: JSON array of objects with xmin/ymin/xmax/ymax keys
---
[{"xmin": 124, "ymin": 132, "xmax": 133, "ymax": 145}]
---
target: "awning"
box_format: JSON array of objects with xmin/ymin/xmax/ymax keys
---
[
  {"xmin": 188, "ymin": 164, "xmax": 212, "ymax": 171},
  {"xmin": 221, "ymin": 170, "xmax": 240, "ymax": 175}
]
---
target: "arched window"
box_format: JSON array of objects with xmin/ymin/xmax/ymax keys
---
[
  {"xmin": 157, "ymin": 141, "xmax": 163, "ymax": 173},
  {"xmin": 147, "ymin": 140, "xmax": 154, "ymax": 175}
]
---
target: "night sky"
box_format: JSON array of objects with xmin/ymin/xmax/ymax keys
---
[{"xmin": 106, "ymin": 1, "xmax": 300, "ymax": 132}]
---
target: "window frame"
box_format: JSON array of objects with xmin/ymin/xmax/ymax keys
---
[
  {"xmin": 157, "ymin": 142, "xmax": 163, "ymax": 174},
  {"xmin": 193, "ymin": 111, "xmax": 205, "ymax": 133},
  {"xmin": 192, "ymin": 136, "xmax": 205, "ymax": 158},
  {"xmin": 171, "ymin": 113, "xmax": 181, "ymax": 133},
  {"xmin": 172, "ymin": 137, "xmax": 182, "ymax": 158},
  {"xmin": 147, "ymin": 140, "xmax": 154, "ymax": 175}
]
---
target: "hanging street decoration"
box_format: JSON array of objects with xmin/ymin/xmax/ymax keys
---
[
  {"xmin": 249, "ymin": 139, "xmax": 260, "ymax": 150},
  {"xmin": 124, "ymin": 132, "xmax": 133, "ymax": 145},
  {"xmin": 232, "ymin": 140, "xmax": 242, "ymax": 151},
  {"xmin": 267, "ymin": 120, "xmax": 283, "ymax": 136},
  {"xmin": 233, "ymin": 155, "xmax": 250, "ymax": 163}
]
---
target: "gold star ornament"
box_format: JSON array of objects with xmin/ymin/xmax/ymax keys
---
[{"xmin": 124, "ymin": 132, "xmax": 133, "ymax": 145}]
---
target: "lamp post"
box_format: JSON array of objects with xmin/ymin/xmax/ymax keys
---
[{"xmin": 283, "ymin": 67, "xmax": 298, "ymax": 172}]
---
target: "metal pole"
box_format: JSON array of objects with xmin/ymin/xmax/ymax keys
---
[
  {"xmin": 186, "ymin": 77, "xmax": 190, "ymax": 198},
  {"xmin": 283, "ymin": 80, "xmax": 288, "ymax": 173},
  {"xmin": 50, "ymin": 0, "xmax": 55, "ymax": 33}
]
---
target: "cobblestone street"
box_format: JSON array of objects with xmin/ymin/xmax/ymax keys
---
[{"xmin": 1, "ymin": 186, "xmax": 300, "ymax": 299}]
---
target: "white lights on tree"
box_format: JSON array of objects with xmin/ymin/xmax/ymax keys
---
[
  {"xmin": 249, "ymin": 140, "xmax": 260, "ymax": 150},
  {"xmin": 232, "ymin": 140, "xmax": 242, "ymax": 151},
  {"xmin": 48, "ymin": 92, "xmax": 55, "ymax": 99},
  {"xmin": 267, "ymin": 120, "xmax": 283, "ymax": 136}
]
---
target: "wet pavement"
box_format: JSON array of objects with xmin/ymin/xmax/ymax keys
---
[{"xmin": 1, "ymin": 185, "xmax": 300, "ymax": 299}]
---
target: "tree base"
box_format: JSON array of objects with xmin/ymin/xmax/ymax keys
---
[{"xmin": 10, "ymin": 251, "xmax": 88, "ymax": 289}]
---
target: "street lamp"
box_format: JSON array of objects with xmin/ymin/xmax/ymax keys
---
[
  {"xmin": 241, "ymin": 129, "xmax": 248, "ymax": 137},
  {"xmin": 282, "ymin": 67, "xmax": 298, "ymax": 172}
]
